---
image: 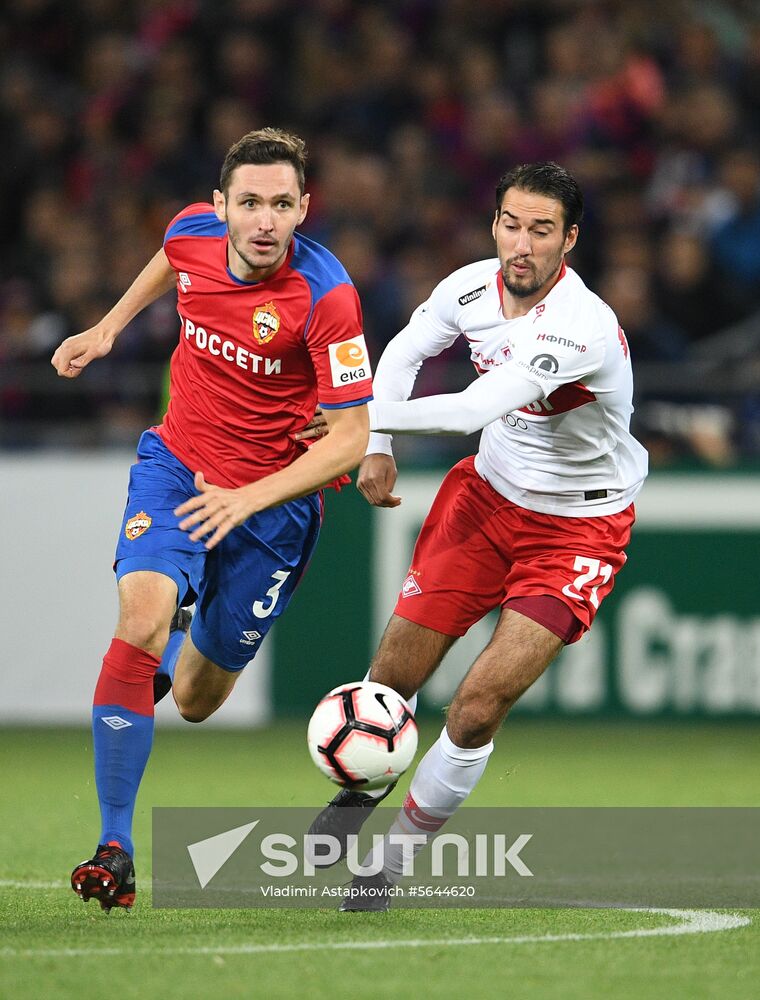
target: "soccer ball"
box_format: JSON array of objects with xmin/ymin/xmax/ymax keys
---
[{"xmin": 307, "ymin": 681, "xmax": 418, "ymax": 790}]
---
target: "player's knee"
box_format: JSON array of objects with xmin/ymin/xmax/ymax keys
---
[
  {"xmin": 174, "ymin": 694, "xmax": 213, "ymax": 724},
  {"xmin": 448, "ymin": 688, "xmax": 508, "ymax": 747},
  {"xmin": 173, "ymin": 682, "xmax": 223, "ymax": 724},
  {"xmin": 177, "ymin": 706, "xmax": 211, "ymax": 724},
  {"xmin": 116, "ymin": 611, "xmax": 171, "ymax": 658}
]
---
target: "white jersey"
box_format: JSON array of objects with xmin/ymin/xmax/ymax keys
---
[{"xmin": 373, "ymin": 259, "xmax": 648, "ymax": 516}]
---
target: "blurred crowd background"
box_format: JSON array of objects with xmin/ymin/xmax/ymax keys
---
[{"xmin": 3, "ymin": 0, "xmax": 760, "ymax": 466}]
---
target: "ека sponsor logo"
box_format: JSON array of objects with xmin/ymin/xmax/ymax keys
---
[{"xmin": 328, "ymin": 335, "xmax": 372, "ymax": 387}]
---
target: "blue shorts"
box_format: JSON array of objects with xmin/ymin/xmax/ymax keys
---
[{"xmin": 114, "ymin": 430, "xmax": 322, "ymax": 671}]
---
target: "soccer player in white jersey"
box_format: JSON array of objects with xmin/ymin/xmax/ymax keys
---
[{"xmin": 307, "ymin": 161, "xmax": 648, "ymax": 910}]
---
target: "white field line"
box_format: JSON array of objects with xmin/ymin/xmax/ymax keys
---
[
  {"xmin": 1, "ymin": 880, "xmax": 66, "ymax": 890},
  {"xmin": 0, "ymin": 908, "xmax": 750, "ymax": 959}
]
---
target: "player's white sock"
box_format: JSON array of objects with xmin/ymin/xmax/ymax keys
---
[
  {"xmin": 362, "ymin": 669, "xmax": 417, "ymax": 800},
  {"xmin": 364, "ymin": 726, "xmax": 493, "ymax": 880}
]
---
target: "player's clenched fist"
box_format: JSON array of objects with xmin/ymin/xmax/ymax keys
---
[
  {"xmin": 357, "ymin": 453, "xmax": 402, "ymax": 508},
  {"xmin": 51, "ymin": 325, "xmax": 115, "ymax": 378},
  {"xmin": 175, "ymin": 471, "xmax": 254, "ymax": 550}
]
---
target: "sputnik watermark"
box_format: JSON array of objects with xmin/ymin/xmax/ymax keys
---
[
  {"xmin": 153, "ymin": 807, "xmax": 760, "ymax": 909},
  {"xmin": 183, "ymin": 820, "xmax": 533, "ymax": 889},
  {"xmin": 258, "ymin": 884, "xmax": 408, "ymax": 899},
  {"xmin": 241, "ymin": 832, "xmax": 533, "ymax": 880}
]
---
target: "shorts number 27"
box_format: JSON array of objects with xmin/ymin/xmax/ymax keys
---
[{"xmin": 561, "ymin": 556, "xmax": 612, "ymax": 609}]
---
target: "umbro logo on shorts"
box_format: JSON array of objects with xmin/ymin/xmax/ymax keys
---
[
  {"xmin": 101, "ymin": 716, "xmax": 132, "ymax": 731},
  {"xmin": 240, "ymin": 630, "xmax": 262, "ymax": 646}
]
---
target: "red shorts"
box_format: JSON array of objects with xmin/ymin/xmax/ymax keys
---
[{"xmin": 393, "ymin": 456, "xmax": 634, "ymax": 644}]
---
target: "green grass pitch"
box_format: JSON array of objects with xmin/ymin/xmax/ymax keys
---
[{"xmin": 1, "ymin": 720, "xmax": 758, "ymax": 1000}]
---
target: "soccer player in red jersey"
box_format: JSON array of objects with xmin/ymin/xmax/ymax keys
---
[{"xmin": 51, "ymin": 128, "xmax": 372, "ymax": 910}]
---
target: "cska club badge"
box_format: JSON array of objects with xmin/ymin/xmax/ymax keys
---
[
  {"xmin": 252, "ymin": 301, "xmax": 281, "ymax": 345},
  {"xmin": 125, "ymin": 511, "xmax": 152, "ymax": 540}
]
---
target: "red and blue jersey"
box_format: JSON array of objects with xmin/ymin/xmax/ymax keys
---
[{"xmin": 158, "ymin": 202, "xmax": 372, "ymax": 488}]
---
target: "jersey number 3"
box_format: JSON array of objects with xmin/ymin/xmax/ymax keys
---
[
  {"xmin": 561, "ymin": 556, "xmax": 612, "ymax": 609},
  {"xmin": 252, "ymin": 570, "xmax": 291, "ymax": 618}
]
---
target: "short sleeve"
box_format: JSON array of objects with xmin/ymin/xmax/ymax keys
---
[
  {"xmin": 305, "ymin": 283, "xmax": 373, "ymax": 408},
  {"xmin": 163, "ymin": 203, "xmax": 224, "ymax": 268}
]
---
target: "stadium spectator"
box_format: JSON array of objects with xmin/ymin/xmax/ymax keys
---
[
  {"xmin": 653, "ymin": 229, "xmax": 742, "ymax": 341},
  {"xmin": 709, "ymin": 146, "xmax": 760, "ymax": 317}
]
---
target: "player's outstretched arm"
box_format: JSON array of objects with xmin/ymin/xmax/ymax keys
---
[
  {"xmin": 51, "ymin": 248, "xmax": 176, "ymax": 378},
  {"xmin": 369, "ymin": 363, "xmax": 542, "ymax": 437},
  {"xmin": 175, "ymin": 404, "xmax": 370, "ymax": 550}
]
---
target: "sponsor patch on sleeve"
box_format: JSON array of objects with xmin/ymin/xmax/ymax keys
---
[
  {"xmin": 327, "ymin": 334, "xmax": 372, "ymax": 387},
  {"xmin": 458, "ymin": 283, "xmax": 487, "ymax": 306},
  {"xmin": 514, "ymin": 354, "xmax": 560, "ymax": 380}
]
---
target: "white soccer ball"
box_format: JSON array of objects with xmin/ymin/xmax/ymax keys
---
[{"xmin": 307, "ymin": 681, "xmax": 418, "ymax": 790}]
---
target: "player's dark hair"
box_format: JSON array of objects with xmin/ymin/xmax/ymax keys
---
[
  {"xmin": 220, "ymin": 128, "xmax": 308, "ymax": 195},
  {"xmin": 495, "ymin": 162, "xmax": 583, "ymax": 233}
]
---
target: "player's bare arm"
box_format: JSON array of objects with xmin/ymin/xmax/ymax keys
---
[
  {"xmin": 175, "ymin": 403, "xmax": 369, "ymax": 549},
  {"xmin": 51, "ymin": 248, "xmax": 176, "ymax": 378},
  {"xmin": 356, "ymin": 453, "xmax": 401, "ymax": 508}
]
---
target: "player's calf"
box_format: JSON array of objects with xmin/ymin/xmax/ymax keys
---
[{"xmin": 172, "ymin": 639, "xmax": 239, "ymax": 723}]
